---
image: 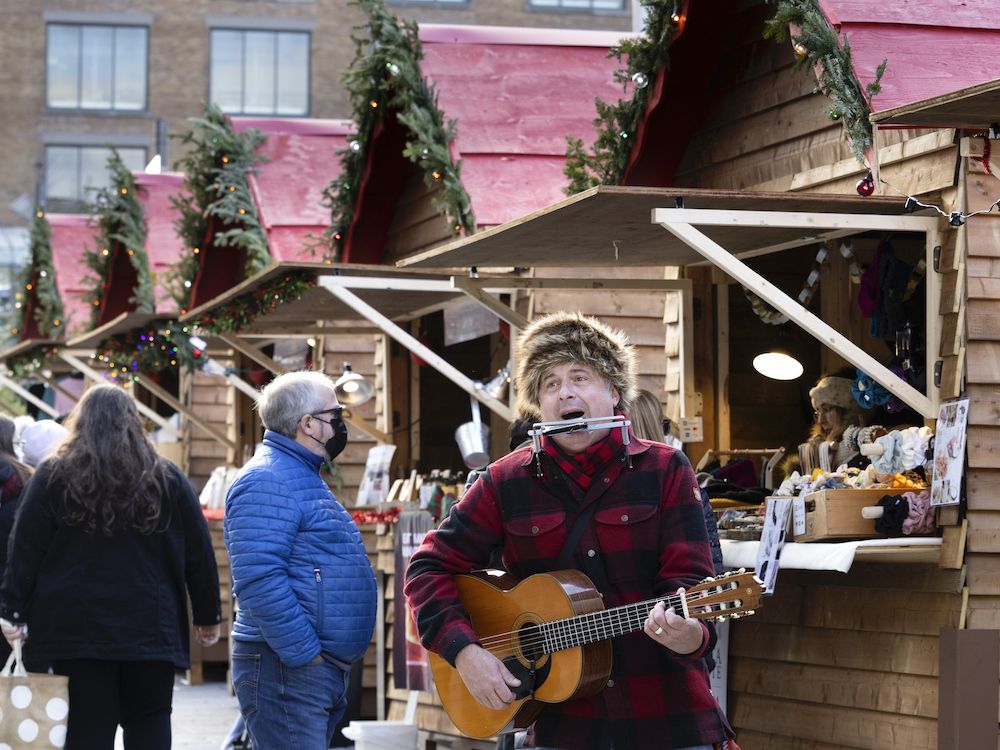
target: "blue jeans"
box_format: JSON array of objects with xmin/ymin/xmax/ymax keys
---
[{"xmin": 232, "ymin": 639, "xmax": 349, "ymax": 750}]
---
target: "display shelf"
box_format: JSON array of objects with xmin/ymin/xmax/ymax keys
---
[{"xmin": 722, "ymin": 537, "xmax": 943, "ymax": 574}]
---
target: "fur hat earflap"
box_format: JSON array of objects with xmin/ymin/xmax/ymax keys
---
[{"xmin": 516, "ymin": 311, "xmax": 637, "ymax": 419}]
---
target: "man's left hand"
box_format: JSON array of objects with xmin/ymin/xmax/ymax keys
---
[{"xmin": 643, "ymin": 591, "xmax": 704, "ymax": 655}]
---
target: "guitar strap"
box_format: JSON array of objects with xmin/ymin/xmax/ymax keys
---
[{"xmin": 557, "ymin": 496, "xmax": 612, "ymax": 596}]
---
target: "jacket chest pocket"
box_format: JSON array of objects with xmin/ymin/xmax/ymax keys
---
[
  {"xmin": 594, "ymin": 503, "xmax": 659, "ymax": 581},
  {"xmin": 505, "ymin": 511, "xmax": 566, "ymax": 570}
]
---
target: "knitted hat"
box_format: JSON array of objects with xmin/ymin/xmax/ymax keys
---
[
  {"xmin": 21, "ymin": 420, "xmax": 68, "ymax": 467},
  {"xmin": 515, "ymin": 312, "xmax": 637, "ymax": 419},
  {"xmin": 809, "ymin": 376, "xmax": 855, "ymax": 410}
]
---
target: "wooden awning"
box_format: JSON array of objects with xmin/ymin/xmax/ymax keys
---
[
  {"xmin": 395, "ymin": 185, "xmax": 945, "ymax": 419},
  {"xmin": 396, "ymin": 186, "xmax": 920, "ymax": 269},
  {"xmin": 871, "ymin": 78, "xmax": 1000, "ymax": 129},
  {"xmin": 180, "ymin": 262, "xmax": 473, "ymax": 335}
]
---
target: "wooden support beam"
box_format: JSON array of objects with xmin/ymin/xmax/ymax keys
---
[
  {"xmin": 135, "ymin": 374, "xmax": 236, "ymax": 451},
  {"xmin": 37, "ymin": 372, "xmax": 80, "ymax": 405},
  {"xmin": 57, "ymin": 352, "xmax": 182, "ymax": 439},
  {"xmin": 451, "ymin": 277, "xmax": 529, "ymax": 329},
  {"xmin": 214, "ymin": 334, "xmax": 288, "ymax": 375},
  {"xmin": 657, "ymin": 219, "xmax": 935, "ymax": 418},
  {"xmin": 0, "ymin": 373, "xmax": 60, "ymax": 418},
  {"xmin": 320, "ymin": 280, "xmax": 514, "ymax": 422}
]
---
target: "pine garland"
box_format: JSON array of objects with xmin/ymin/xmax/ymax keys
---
[
  {"xmin": 764, "ymin": 0, "xmax": 886, "ymax": 164},
  {"xmin": 321, "ymin": 0, "xmax": 476, "ymax": 260},
  {"xmin": 83, "ymin": 151, "xmax": 155, "ymax": 329},
  {"xmin": 191, "ymin": 270, "xmax": 317, "ymax": 335},
  {"xmin": 169, "ymin": 105, "xmax": 271, "ymax": 312},
  {"xmin": 95, "ymin": 321, "xmax": 202, "ymax": 381},
  {"xmin": 564, "ymin": 0, "xmax": 680, "ymax": 194},
  {"xmin": 5, "ymin": 345, "xmax": 61, "ymax": 379},
  {"xmin": 9, "ymin": 209, "xmax": 66, "ymax": 340}
]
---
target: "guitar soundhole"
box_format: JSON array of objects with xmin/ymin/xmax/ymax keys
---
[{"xmin": 517, "ymin": 621, "xmax": 544, "ymax": 663}]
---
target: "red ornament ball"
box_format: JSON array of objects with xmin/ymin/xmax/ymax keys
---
[
  {"xmin": 856, "ymin": 173, "xmax": 875, "ymax": 197},
  {"xmin": 192, "ymin": 349, "xmax": 203, "ymax": 359}
]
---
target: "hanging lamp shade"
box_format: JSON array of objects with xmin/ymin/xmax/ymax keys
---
[
  {"xmin": 334, "ymin": 362, "xmax": 374, "ymax": 406},
  {"xmin": 752, "ymin": 350, "xmax": 804, "ymax": 381}
]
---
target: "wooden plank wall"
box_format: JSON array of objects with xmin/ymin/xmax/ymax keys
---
[
  {"xmin": 672, "ymin": 1, "xmax": 956, "ymax": 201},
  {"xmin": 963, "ymin": 160, "xmax": 1000, "ymax": 630},
  {"xmin": 383, "ymin": 168, "xmax": 454, "ymax": 265},
  {"xmin": 527, "ymin": 265, "xmax": 680, "ymax": 424},
  {"xmin": 729, "ymin": 566, "xmax": 964, "ymax": 750},
  {"xmin": 323, "ymin": 332, "xmax": 380, "ymax": 506},
  {"xmin": 184, "ymin": 351, "xmax": 237, "ymax": 493}
]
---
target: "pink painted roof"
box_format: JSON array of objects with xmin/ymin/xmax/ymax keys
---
[
  {"xmin": 233, "ymin": 117, "xmax": 353, "ymax": 262},
  {"xmin": 818, "ymin": 1, "xmax": 1000, "ymax": 120},
  {"xmin": 47, "ymin": 213, "xmax": 98, "ymax": 338},
  {"xmin": 134, "ymin": 172, "xmax": 185, "ymax": 314},
  {"xmin": 417, "ymin": 25, "xmax": 626, "ymax": 227}
]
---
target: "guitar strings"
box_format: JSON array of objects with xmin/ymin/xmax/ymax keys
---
[{"xmin": 474, "ymin": 591, "xmax": 689, "ymax": 657}]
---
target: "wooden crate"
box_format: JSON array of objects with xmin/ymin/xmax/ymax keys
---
[{"xmin": 794, "ymin": 488, "xmax": 913, "ymax": 542}]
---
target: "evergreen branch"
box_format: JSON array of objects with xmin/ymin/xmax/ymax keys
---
[{"xmin": 321, "ymin": 0, "xmax": 476, "ymax": 260}]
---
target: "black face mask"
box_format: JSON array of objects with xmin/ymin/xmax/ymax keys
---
[{"xmin": 310, "ymin": 413, "xmax": 349, "ymax": 461}]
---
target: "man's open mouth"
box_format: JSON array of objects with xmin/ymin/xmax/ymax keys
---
[{"xmin": 561, "ymin": 410, "xmax": 585, "ymax": 420}]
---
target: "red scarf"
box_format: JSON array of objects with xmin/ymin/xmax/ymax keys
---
[{"xmin": 542, "ymin": 415, "xmax": 626, "ymax": 492}]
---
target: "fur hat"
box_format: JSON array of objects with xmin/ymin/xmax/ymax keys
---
[
  {"xmin": 809, "ymin": 376, "xmax": 855, "ymax": 410},
  {"xmin": 515, "ymin": 312, "xmax": 637, "ymax": 419}
]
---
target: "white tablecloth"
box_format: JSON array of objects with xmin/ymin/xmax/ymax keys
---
[{"xmin": 721, "ymin": 537, "xmax": 943, "ymax": 574}]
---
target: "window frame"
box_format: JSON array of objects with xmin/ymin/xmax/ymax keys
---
[
  {"xmin": 44, "ymin": 21, "xmax": 150, "ymax": 113},
  {"xmin": 209, "ymin": 27, "xmax": 312, "ymax": 117},
  {"xmin": 524, "ymin": 0, "xmax": 628, "ymax": 13},
  {"xmin": 43, "ymin": 143, "xmax": 148, "ymax": 208}
]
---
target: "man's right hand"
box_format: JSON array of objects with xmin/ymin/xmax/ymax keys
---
[{"xmin": 454, "ymin": 644, "xmax": 521, "ymax": 710}]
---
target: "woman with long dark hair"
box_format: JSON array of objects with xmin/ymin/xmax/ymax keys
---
[
  {"xmin": 0, "ymin": 414, "xmax": 32, "ymax": 665},
  {"xmin": 0, "ymin": 385, "xmax": 221, "ymax": 749}
]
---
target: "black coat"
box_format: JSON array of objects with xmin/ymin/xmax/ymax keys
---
[
  {"xmin": 0, "ymin": 459, "xmax": 221, "ymax": 669},
  {"xmin": 0, "ymin": 458, "xmax": 27, "ymax": 665}
]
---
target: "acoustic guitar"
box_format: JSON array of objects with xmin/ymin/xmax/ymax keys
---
[{"xmin": 428, "ymin": 568, "xmax": 763, "ymax": 739}]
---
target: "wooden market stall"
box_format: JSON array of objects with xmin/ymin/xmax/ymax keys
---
[
  {"xmin": 0, "ymin": 212, "xmax": 97, "ymax": 416},
  {"xmin": 392, "ymin": 0, "xmax": 999, "ymax": 744}
]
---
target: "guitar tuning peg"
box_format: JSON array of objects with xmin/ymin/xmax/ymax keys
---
[
  {"xmin": 737, "ymin": 567, "xmax": 746, "ymax": 574},
  {"xmin": 746, "ymin": 610, "xmax": 755, "ymax": 616}
]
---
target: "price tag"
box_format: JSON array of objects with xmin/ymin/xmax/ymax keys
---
[{"xmin": 792, "ymin": 497, "xmax": 806, "ymax": 536}]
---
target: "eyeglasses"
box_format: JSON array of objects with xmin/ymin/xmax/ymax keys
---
[
  {"xmin": 310, "ymin": 406, "xmax": 345, "ymax": 426},
  {"xmin": 813, "ymin": 404, "xmax": 840, "ymax": 418}
]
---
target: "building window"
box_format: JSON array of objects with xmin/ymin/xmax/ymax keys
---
[
  {"xmin": 45, "ymin": 145, "xmax": 147, "ymax": 208},
  {"xmin": 528, "ymin": 0, "xmax": 625, "ymax": 9},
  {"xmin": 46, "ymin": 24, "xmax": 148, "ymax": 111},
  {"xmin": 210, "ymin": 29, "xmax": 310, "ymax": 116}
]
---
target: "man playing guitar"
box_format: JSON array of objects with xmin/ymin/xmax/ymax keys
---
[{"xmin": 405, "ymin": 312, "xmax": 738, "ymax": 750}]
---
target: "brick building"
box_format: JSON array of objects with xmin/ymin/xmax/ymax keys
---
[{"xmin": 0, "ymin": 0, "xmax": 635, "ymax": 228}]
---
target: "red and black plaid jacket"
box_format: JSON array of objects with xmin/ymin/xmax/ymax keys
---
[{"xmin": 404, "ymin": 435, "xmax": 734, "ymax": 750}]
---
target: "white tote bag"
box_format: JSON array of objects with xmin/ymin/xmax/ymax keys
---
[{"xmin": 0, "ymin": 640, "xmax": 69, "ymax": 748}]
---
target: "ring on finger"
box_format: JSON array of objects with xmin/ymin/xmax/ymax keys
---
[{"xmin": 654, "ymin": 626, "xmax": 664, "ymax": 635}]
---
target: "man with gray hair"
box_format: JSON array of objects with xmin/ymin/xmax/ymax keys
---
[{"xmin": 225, "ymin": 370, "xmax": 377, "ymax": 749}]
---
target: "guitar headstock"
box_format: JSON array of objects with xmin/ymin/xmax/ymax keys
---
[{"xmin": 684, "ymin": 569, "xmax": 763, "ymax": 622}]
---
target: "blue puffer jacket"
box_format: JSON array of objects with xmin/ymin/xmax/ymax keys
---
[{"xmin": 224, "ymin": 430, "xmax": 377, "ymax": 668}]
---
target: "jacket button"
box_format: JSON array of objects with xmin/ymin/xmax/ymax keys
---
[
  {"xmin": 607, "ymin": 679, "xmax": 615, "ymax": 688},
  {"xmin": 531, "ymin": 526, "xmax": 539, "ymax": 534},
  {"xmin": 587, "ymin": 549, "xmax": 596, "ymax": 557},
  {"xmin": 603, "ymin": 477, "xmax": 610, "ymax": 483}
]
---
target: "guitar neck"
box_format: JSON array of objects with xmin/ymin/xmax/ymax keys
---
[{"xmin": 540, "ymin": 593, "xmax": 682, "ymax": 653}]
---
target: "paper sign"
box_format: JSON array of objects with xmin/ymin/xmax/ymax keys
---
[
  {"xmin": 930, "ymin": 398, "xmax": 968, "ymax": 507},
  {"xmin": 792, "ymin": 497, "xmax": 806, "ymax": 536},
  {"xmin": 755, "ymin": 497, "xmax": 792, "ymax": 595}
]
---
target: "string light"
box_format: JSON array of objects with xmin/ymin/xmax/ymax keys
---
[{"xmin": 880, "ymin": 176, "xmax": 1000, "ymax": 224}]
